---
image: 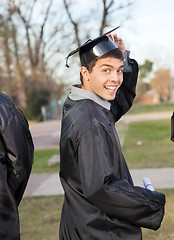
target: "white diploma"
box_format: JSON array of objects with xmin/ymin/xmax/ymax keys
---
[{"xmin": 143, "ymin": 177, "xmax": 155, "ymax": 191}]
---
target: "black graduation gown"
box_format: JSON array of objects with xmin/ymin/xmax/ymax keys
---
[
  {"xmin": 59, "ymin": 59, "xmax": 165, "ymax": 240},
  {"xmin": 0, "ymin": 92, "xmax": 34, "ymax": 239},
  {"xmin": 171, "ymin": 111, "xmax": 174, "ymax": 141}
]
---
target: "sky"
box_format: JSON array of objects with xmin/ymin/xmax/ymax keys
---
[
  {"xmin": 117, "ymin": 0, "xmax": 174, "ymax": 71},
  {"xmin": 62, "ymin": 0, "xmax": 174, "ymax": 83}
]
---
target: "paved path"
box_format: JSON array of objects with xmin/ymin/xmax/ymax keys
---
[
  {"xmin": 24, "ymin": 173, "xmax": 64, "ymax": 197},
  {"xmin": 24, "ymin": 167, "xmax": 174, "ymax": 197},
  {"xmin": 122, "ymin": 111, "xmax": 172, "ymax": 123},
  {"xmin": 25, "ymin": 111, "xmax": 174, "ymax": 197},
  {"xmin": 29, "ymin": 120, "xmax": 61, "ymax": 149}
]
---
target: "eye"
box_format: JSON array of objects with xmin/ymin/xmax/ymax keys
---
[
  {"xmin": 103, "ymin": 69, "xmax": 110, "ymax": 73},
  {"xmin": 117, "ymin": 69, "xmax": 123, "ymax": 73}
]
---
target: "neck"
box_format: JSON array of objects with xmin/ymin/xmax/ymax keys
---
[{"xmin": 82, "ymin": 84, "xmax": 86, "ymax": 90}]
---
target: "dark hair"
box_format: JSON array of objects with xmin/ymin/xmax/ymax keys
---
[{"xmin": 80, "ymin": 48, "xmax": 124, "ymax": 83}]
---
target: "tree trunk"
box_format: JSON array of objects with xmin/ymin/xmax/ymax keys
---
[{"xmin": 11, "ymin": 21, "xmax": 27, "ymax": 111}]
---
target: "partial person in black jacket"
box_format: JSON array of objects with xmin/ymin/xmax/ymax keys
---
[
  {"xmin": 59, "ymin": 27, "xmax": 165, "ymax": 240},
  {"xmin": 0, "ymin": 92, "xmax": 34, "ymax": 239}
]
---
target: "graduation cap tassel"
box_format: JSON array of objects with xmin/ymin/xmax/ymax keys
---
[
  {"xmin": 65, "ymin": 57, "xmax": 70, "ymax": 68},
  {"xmin": 65, "ymin": 48, "xmax": 80, "ymax": 68}
]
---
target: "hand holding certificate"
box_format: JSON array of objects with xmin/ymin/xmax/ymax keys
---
[{"xmin": 143, "ymin": 177, "xmax": 155, "ymax": 191}]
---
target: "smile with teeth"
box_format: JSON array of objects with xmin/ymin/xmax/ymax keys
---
[{"xmin": 104, "ymin": 86, "xmax": 117, "ymax": 90}]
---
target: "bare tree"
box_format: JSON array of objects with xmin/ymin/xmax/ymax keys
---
[
  {"xmin": 0, "ymin": 0, "xmax": 63, "ymax": 112},
  {"xmin": 16, "ymin": 0, "xmax": 54, "ymax": 84},
  {"xmin": 63, "ymin": 0, "xmax": 135, "ymax": 47},
  {"xmin": 63, "ymin": 0, "xmax": 81, "ymax": 46},
  {"xmin": 11, "ymin": 19, "xmax": 27, "ymax": 109},
  {"xmin": 0, "ymin": 3, "xmax": 18, "ymax": 27}
]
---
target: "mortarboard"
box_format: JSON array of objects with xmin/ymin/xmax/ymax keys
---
[{"xmin": 65, "ymin": 26, "xmax": 120, "ymax": 68}]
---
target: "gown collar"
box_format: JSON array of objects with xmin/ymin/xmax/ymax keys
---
[{"xmin": 69, "ymin": 85, "xmax": 111, "ymax": 110}]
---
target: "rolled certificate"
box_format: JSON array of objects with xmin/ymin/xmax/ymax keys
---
[{"xmin": 143, "ymin": 177, "xmax": 155, "ymax": 191}]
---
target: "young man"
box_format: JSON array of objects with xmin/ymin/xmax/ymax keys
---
[
  {"xmin": 0, "ymin": 92, "xmax": 34, "ymax": 239},
  {"xmin": 59, "ymin": 27, "xmax": 165, "ymax": 240}
]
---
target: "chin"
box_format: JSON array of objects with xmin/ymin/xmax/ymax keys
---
[
  {"xmin": 102, "ymin": 90, "xmax": 117, "ymax": 101},
  {"xmin": 108, "ymin": 97, "xmax": 115, "ymax": 101},
  {"xmin": 100, "ymin": 92, "xmax": 116, "ymax": 101},
  {"xmin": 105, "ymin": 94, "xmax": 116, "ymax": 101}
]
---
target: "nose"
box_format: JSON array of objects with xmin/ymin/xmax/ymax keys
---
[{"xmin": 111, "ymin": 70, "xmax": 118, "ymax": 82}]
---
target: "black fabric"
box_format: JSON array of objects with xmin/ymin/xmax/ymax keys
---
[
  {"xmin": 0, "ymin": 161, "xmax": 20, "ymax": 240},
  {"xmin": 65, "ymin": 26, "xmax": 120, "ymax": 67},
  {"xmin": 110, "ymin": 58, "xmax": 139, "ymax": 122},
  {"xmin": 80, "ymin": 36, "xmax": 118, "ymax": 67},
  {"xmin": 0, "ymin": 92, "xmax": 34, "ymax": 239},
  {"xmin": 171, "ymin": 111, "xmax": 174, "ymax": 142},
  {"xmin": 59, "ymin": 59, "xmax": 165, "ymax": 240}
]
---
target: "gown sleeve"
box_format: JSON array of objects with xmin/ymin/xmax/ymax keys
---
[
  {"xmin": 0, "ymin": 139, "xmax": 20, "ymax": 238},
  {"xmin": 78, "ymin": 124, "xmax": 165, "ymax": 231},
  {"xmin": 0, "ymin": 97, "xmax": 34, "ymax": 206},
  {"xmin": 171, "ymin": 111, "xmax": 174, "ymax": 141},
  {"xmin": 110, "ymin": 53, "xmax": 139, "ymax": 122}
]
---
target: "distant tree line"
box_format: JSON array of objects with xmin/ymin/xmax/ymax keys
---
[{"xmin": 137, "ymin": 60, "xmax": 171, "ymax": 102}]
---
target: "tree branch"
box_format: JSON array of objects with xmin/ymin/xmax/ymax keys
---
[
  {"xmin": 63, "ymin": 0, "xmax": 81, "ymax": 46},
  {"xmin": 35, "ymin": 0, "xmax": 53, "ymax": 65},
  {"xmin": 17, "ymin": 7, "xmax": 35, "ymax": 67},
  {"xmin": 100, "ymin": 0, "xmax": 114, "ymax": 35}
]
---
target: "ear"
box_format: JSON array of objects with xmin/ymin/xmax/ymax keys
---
[{"xmin": 81, "ymin": 66, "xmax": 90, "ymax": 82}]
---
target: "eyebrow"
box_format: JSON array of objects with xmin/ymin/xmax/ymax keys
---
[
  {"xmin": 100, "ymin": 64, "xmax": 113, "ymax": 68},
  {"xmin": 100, "ymin": 64, "xmax": 124, "ymax": 69}
]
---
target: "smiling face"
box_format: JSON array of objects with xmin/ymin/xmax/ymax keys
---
[{"xmin": 81, "ymin": 57, "xmax": 124, "ymax": 101}]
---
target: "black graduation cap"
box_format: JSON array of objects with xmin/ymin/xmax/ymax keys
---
[{"xmin": 65, "ymin": 26, "xmax": 120, "ymax": 68}]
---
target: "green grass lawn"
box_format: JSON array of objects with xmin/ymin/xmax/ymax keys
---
[
  {"xmin": 19, "ymin": 189, "xmax": 174, "ymax": 240},
  {"xmin": 129, "ymin": 103, "xmax": 174, "ymax": 115},
  {"xmin": 32, "ymin": 118, "xmax": 174, "ymax": 173},
  {"xmin": 32, "ymin": 148, "xmax": 59, "ymax": 173},
  {"xmin": 122, "ymin": 119, "xmax": 174, "ymax": 168},
  {"xmin": 19, "ymin": 195, "xmax": 64, "ymax": 240}
]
